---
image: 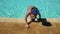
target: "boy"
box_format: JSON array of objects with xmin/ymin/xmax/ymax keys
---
[{"xmin": 25, "ymin": 6, "xmax": 41, "ymax": 28}]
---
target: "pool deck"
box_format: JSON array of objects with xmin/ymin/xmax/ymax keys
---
[
  {"xmin": 0, "ymin": 18, "xmax": 60, "ymax": 34},
  {"xmin": 0, "ymin": 18, "xmax": 60, "ymax": 23}
]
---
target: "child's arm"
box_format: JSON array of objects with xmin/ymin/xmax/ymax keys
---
[
  {"xmin": 25, "ymin": 12, "xmax": 30, "ymax": 25},
  {"xmin": 25, "ymin": 14, "xmax": 28, "ymax": 24},
  {"xmin": 39, "ymin": 13, "xmax": 41, "ymax": 18},
  {"xmin": 25, "ymin": 12, "xmax": 30, "ymax": 28}
]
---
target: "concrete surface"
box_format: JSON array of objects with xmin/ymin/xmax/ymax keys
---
[{"xmin": 0, "ymin": 18, "xmax": 60, "ymax": 34}]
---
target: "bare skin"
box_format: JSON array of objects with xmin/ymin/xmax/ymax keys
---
[{"xmin": 25, "ymin": 6, "xmax": 41, "ymax": 28}]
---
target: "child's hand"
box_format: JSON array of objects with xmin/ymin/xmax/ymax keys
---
[{"xmin": 25, "ymin": 24, "xmax": 30, "ymax": 28}]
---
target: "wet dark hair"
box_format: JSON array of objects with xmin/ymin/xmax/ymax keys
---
[{"xmin": 31, "ymin": 7, "xmax": 37, "ymax": 10}]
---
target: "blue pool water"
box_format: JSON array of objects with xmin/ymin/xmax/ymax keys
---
[{"xmin": 0, "ymin": 0, "xmax": 60, "ymax": 18}]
